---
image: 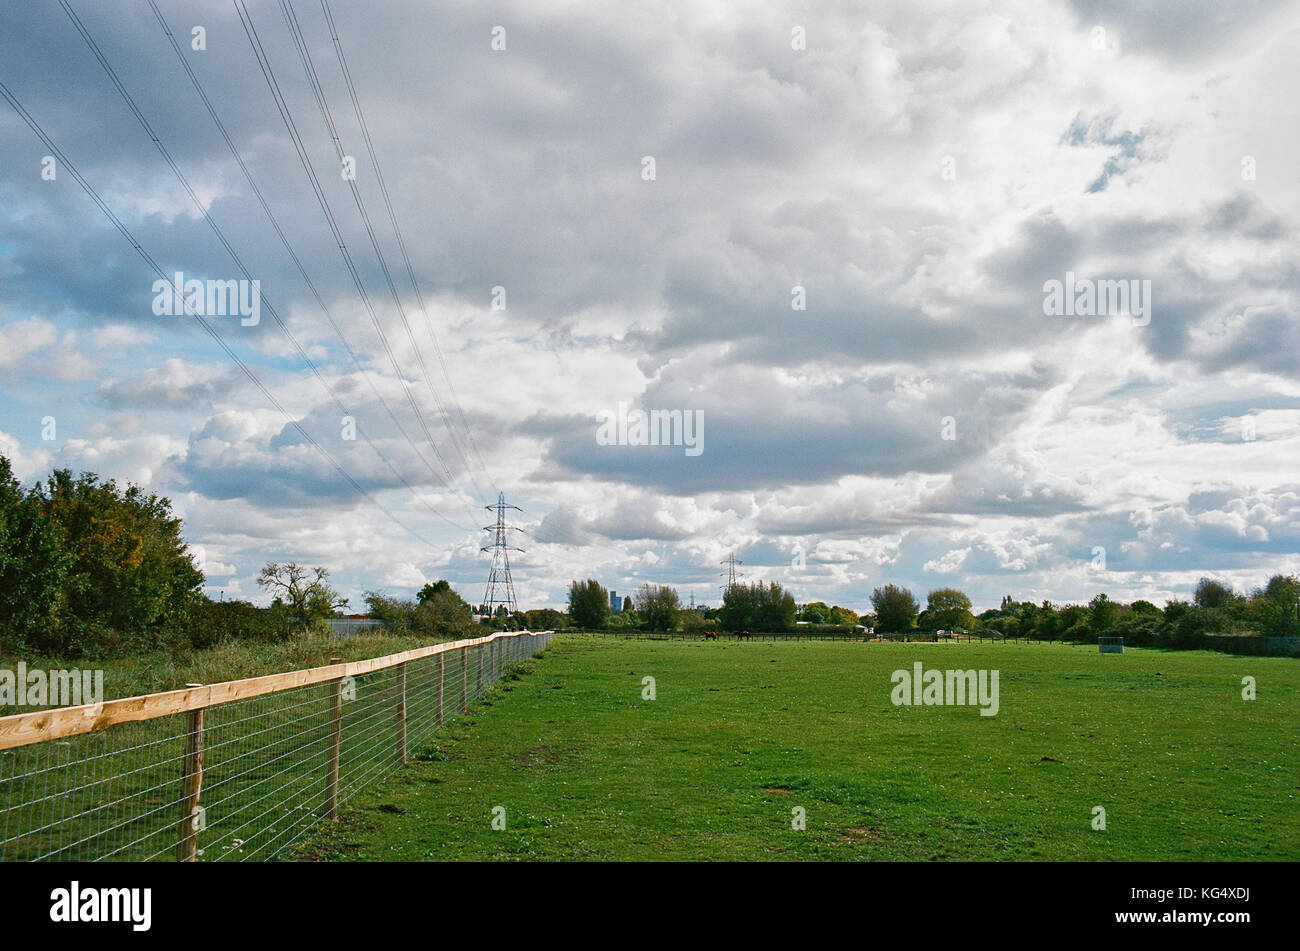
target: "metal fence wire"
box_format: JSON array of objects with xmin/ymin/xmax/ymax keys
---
[{"xmin": 0, "ymin": 630, "xmax": 553, "ymax": 861}]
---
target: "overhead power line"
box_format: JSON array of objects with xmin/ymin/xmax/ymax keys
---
[
  {"xmin": 0, "ymin": 76, "xmax": 446, "ymax": 548},
  {"xmin": 276, "ymin": 0, "xmax": 488, "ymax": 504},
  {"xmin": 318, "ymin": 0, "xmax": 499, "ymax": 497},
  {"xmin": 141, "ymin": 0, "xmax": 477, "ymax": 532},
  {"xmin": 232, "ymin": 0, "xmax": 483, "ymax": 519},
  {"xmin": 55, "ymin": 0, "xmax": 477, "ymax": 534}
]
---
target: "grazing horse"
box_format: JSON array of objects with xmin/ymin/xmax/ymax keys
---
[
  {"xmin": 736, "ymin": 630, "xmax": 752, "ymax": 641},
  {"xmin": 703, "ymin": 630, "xmax": 717, "ymax": 640}
]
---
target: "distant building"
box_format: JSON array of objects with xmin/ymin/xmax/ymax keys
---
[{"xmin": 609, "ymin": 590, "xmax": 621, "ymax": 614}]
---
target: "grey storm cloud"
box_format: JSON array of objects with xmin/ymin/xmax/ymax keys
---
[
  {"xmin": 1065, "ymin": 0, "xmax": 1297, "ymax": 62},
  {"xmin": 525, "ymin": 363, "xmax": 1058, "ymax": 495}
]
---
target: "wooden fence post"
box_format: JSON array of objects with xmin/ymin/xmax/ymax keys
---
[
  {"xmin": 177, "ymin": 703, "xmax": 204, "ymax": 862},
  {"xmin": 437, "ymin": 654, "xmax": 445, "ymax": 727},
  {"xmin": 327, "ymin": 674, "xmax": 343, "ymax": 820},
  {"xmin": 396, "ymin": 664, "xmax": 407, "ymax": 766}
]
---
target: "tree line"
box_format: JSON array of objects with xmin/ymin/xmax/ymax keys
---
[
  {"xmin": 567, "ymin": 578, "xmax": 800, "ymax": 633},
  {"xmin": 0, "ymin": 456, "xmax": 487, "ymax": 656},
  {"xmin": 563, "ymin": 573, "xmax": 1300, "ymax": 649},
  {"xmin": 866, "ymin": 578, "xmax": 1300, "ymax": 647},
  {"xmin": 4, "ymin": 455, "xmax": 1296, "ymax": 656}
]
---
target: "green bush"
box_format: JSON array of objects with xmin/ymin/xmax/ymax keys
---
[{"xmin": 188, "ymin": 598, "xmax": 293, "ymax": 649}]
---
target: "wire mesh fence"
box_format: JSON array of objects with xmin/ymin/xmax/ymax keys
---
[{"xmin": 0, "ymin": 630, "xmax": 552, "ymax": 861}]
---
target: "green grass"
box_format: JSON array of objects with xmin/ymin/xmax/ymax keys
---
[{"xmin": 298, "ymin": 635, "xmax": 1300, "ymax": 861}]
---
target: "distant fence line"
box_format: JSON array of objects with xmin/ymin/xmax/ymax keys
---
[
  {"xmin": 563, "ymin": 628, "xmax": 1300, "ymax": 655},
  {"xmin": 559, "ymin": 628, "xmax": 863, "ymax": 642},
  {"xmin": 563, "ymin": 629, "xmax": 1037, "ymax": 643},
  {"xmin": 0, "ymin": 629, "xmax": 553, "ymax": 862},
  {"xmin": 321, "ymin": 617, "xmax": 385, "ymax": 636}
]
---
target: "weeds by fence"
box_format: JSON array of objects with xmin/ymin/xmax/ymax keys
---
[{"xmin": 0, "ymin": 630, "xmax": 552, "ymax": 861}]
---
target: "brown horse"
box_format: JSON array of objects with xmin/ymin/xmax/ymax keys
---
[
  {"xmin": 736, "ymin": 630, "xmax": 752, "ymax": 641},
  {"xmin": 703, "ymin": 630, "xmax": 717, "ymax": 640}
]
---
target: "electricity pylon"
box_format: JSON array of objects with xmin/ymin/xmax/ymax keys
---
[
  {"xmin": 481, "ymin": 493, "xmax": 524, "ymax": 616},
  {"xmin": 719, "ymin": 553, "xmax": 743, "ymax": 596}
]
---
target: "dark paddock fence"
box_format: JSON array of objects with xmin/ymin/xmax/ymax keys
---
[{"xmin": 558, "ymin": 629, "xmax": 1299, "ymax": 656}]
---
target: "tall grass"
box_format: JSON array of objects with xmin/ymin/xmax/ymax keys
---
[{"xmin": 0, "ymin": 632, "xmax": 446, "ymax": 716}]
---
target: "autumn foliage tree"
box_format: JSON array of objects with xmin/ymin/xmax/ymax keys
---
[{"xmin": 0, "ymin": 457, "xmax": 203, "ymax": 655}]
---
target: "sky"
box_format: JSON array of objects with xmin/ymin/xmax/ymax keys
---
[{"xmin": 1, "ymin": 0, "xmax": 1298, "ymax": 614}]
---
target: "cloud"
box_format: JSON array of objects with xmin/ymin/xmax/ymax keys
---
[
  {"xmin": 98, "ymin": 358, "xmax": 235, "ymax": 409},
  {"xmin": 924, "ymin": 547, "xmax": 972, "ymax": 574},
  {"xmin": 0, "ymin": 318, "xmax": 58, "ymax": 371},
  {"xmin": 0, "ymin": 0, "xmax": 1297, "ymax": 612}
]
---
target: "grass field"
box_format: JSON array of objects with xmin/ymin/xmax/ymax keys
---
[{"xmin": 297, "ymin": 635, "xmax": 1300, "ymax": 861}]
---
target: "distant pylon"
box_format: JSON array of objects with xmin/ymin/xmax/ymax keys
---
[
  {"xmin": 720, "ymin": 553, "xmax": 743, "ymax": 595},
  {"xmin": 481, "ymin": 492, "xmax": 524, "ymax": 616}
]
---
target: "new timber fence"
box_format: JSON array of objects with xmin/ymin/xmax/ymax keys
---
[{"xmin": 0, "ymin": 629, "xmax": 553, "ymax": 862}]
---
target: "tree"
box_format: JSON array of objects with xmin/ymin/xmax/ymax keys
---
[
  {"xmin": 1252, "ymin": 574, "xmax": 1300, "ymax": 638},
  {"xmin": 635, "ymin": 583, "xmax": 681, "ymax": 632},
  {"xmin": 827, "ymin": 606, "xmax": 859, "ymax": 626},
  {"xmin": 1194, "ymin": 577, "xmax": 1233, "ymax": 609},
  {"xmin": 415, "ymin": 580, "xmax": 473, "ymax": 633},
  {"xmin": 926, "ymin": 588, "xmax": 974, "ymax": 631},
  {"xmin": 1057, "ymin": 604, "xmax": 1090, "ymax": 641},
  {"xmin": 1088, "ymin": 592, "xmax": 1117, "ymax": 635},
  {"xmin": 622, "ymin": 596, "xmax": 633, "ymax": 613},
  {"xmin": 522, "ymin": 608, "xmax": 568, "ymax": 630},
  {"xmin": 567, "ymin": 579, "xmax": 610, "ymax": 629},
  {"xmin": 416, "ymin": 579, "xmax": 452, "ymax": 603},
  {"xmin": 189, "ymin": 596, "xmax": 292, "ymax": 648},
  {"xmin": 871, "ymin": 584, "xmax": 919, "ymax": 632},
  {"xmin": 609, "ymin": 607, "xmax": 640, "ymax": 630},
  {"xmin": 0, "ymin": 457, "xmax": 72, "ymax": 650},
  {"xmin": 258, "ymin": 563, "xmax": 347, "ymax": 628},
  {"xmin": 14, "ymin": 464, "xmax": 202, "ymax": 654},
  {"xmin": 800, "ymin": 601, "xmax": 830, "ymax": 624},
  {"xmin": 722, "ymin": 581, "xmax": 796, "ymax": 632},
  {"xmin": 680, "ymin": 611, "xmax": 715, "ymax": 635}
]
